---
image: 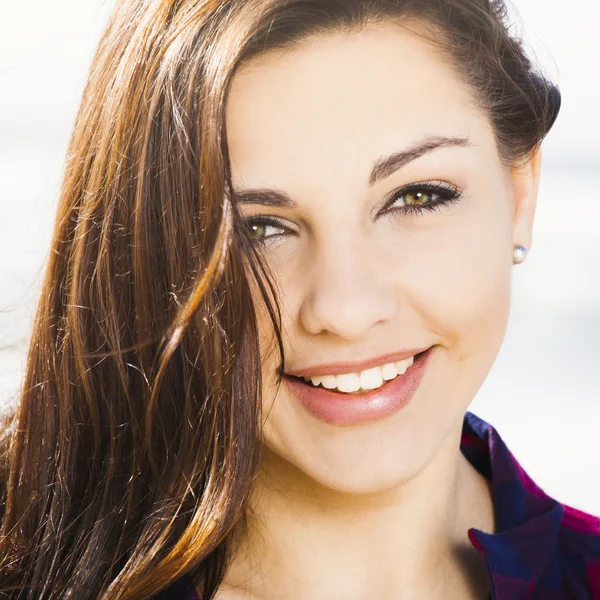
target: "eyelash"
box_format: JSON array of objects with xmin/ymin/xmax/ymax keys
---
[{"xmin": 243, "ymin": 180, "xmax": 463, "ymax": 245}]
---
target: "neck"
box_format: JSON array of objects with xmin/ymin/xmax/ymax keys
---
[{"xmin": 221, "ymin": 417, "xmax": 496, "ymax": 599}]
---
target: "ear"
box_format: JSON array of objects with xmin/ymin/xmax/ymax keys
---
[{"xmin": 509, "ymin": 145, "xmax": 542, "ymax": 252}]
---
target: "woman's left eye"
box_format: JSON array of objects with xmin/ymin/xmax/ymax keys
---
[{"xmin": 384, "ymin": 181, "xmax": 463, "ymax": 216}]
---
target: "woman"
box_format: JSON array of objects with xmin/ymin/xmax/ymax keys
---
[{"xmin": 0, "ymin": 0, "xmax": 598, "ymax": 598}]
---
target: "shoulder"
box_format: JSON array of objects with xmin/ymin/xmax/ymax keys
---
[{"xmin": 556, "ymin": 500, "xmax": 600, "ymax": 597}]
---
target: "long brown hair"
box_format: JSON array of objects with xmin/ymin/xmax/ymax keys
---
[{"xmin": 0, "ymin": 0, "xmax": 560, "ymax": 598}]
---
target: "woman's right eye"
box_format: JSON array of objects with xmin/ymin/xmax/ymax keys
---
[{"xmin": 244, "ymin": 216, "xmax": 289, "ymax": 245}]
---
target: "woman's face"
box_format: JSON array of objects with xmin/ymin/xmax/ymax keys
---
[{"xmin": 225, "ymin": 21, "xmax": 539, "ymax": 494}]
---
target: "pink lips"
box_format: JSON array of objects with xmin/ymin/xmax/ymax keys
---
[
  {"xmin": 284, "ymin": 347, "xmax": 434, "ymax": 426},
  {"xmin": 285, "ymin": 346, "xmax": 432, "ymax": 379}
]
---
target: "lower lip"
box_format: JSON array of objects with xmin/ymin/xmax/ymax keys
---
[{"xmin": 284, "ymin": 347, "xmax": 434, "ymax": 426}]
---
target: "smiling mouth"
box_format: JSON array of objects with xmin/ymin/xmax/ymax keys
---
[
  {"xmin": 286, "ymin": 348, "xmax": 431, "ymax": 396},
  {"xmin": 283, "ymin": 347, "xmax": 434, "ymax": 426}
]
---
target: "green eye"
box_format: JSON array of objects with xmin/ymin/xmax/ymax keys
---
[
  {"xmin": 247, "ymin": 222, "xmax": 265, "ymax": 240},
  {"xmin": 244, "ymin": 216, "xmax": 287, "ymax": 244},
  {"xmin": 385, "ymin": 182, "xmax": 462, "ymax": 215},
  {"xmin": 401, "ymin": 190, "xmax": 432, "ymax": 206}
]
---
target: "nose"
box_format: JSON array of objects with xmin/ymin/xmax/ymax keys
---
[{"xmin": 298, "ymin": 234, "xmax": 398, "ymax": 339}]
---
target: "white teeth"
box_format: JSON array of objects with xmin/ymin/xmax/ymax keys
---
[
  {"xmin": 302, "ymin": 355, "xmax": 417, "ymax": 393},
  {"xmin": 381, "ymin": 362, "xmax": 398, "ymax": 380},
  {"xmin": 359, "ymin": 367, "xmax": 383, "ymax": 390},
  {"xmin": 335, "ymin": 373, "xmax": 361, "ymax": 393},
  {"xmin": 395, "ymin": 356, "xmax": 413, "ymax": 375},
  {"xmin": 320, "ymin": 375, "xmax": 338, "ymax": 389}
]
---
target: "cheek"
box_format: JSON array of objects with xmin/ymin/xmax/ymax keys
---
[
  {"xmin": 366, "ymin": 190, "xmax": 515, "ymax": 403},
  {"xmin": 426, "ymin": 233, "xmax": 511, "ymax": 338},
  {"xmin": 403, "ymin": 196, "xmax": 514, "ymax": 385},
  {"xmin": 245, "ymin": 268, "xmax": 291, "ymax": 412}
]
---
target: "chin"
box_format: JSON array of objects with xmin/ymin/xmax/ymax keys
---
[{"xmin": 261, "ymin": 399, "xmax": 451, "ymax": 497}]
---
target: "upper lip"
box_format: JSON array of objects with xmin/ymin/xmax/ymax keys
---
[{"xmin": 285, "ymin": 346, "xmax": 432, "ymax": 378}]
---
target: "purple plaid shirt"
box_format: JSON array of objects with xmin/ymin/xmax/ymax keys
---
[{"xmin": 154, "ymin": 411, "xmax": 600, "ymax": 599}]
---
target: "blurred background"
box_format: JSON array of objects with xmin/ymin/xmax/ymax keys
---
[{"xmin": 0, "ymin": 0, "xmax": 598, "ymax": 513}]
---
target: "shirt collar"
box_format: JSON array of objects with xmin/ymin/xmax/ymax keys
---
[{"xmin": 461, "ymin": 411, "xmax": 564, "ymax": 600}]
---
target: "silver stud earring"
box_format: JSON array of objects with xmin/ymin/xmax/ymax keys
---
[{"xmin": 513, "ymin": 245, "xmax": 527, "ymax": 265}]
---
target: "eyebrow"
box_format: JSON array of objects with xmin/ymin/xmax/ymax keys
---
[{"xmin": 232, "ymin": 134, "xmax": 472, "ymax": 208}]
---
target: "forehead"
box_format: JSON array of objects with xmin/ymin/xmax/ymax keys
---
[{"xmin": 226, "ymin": 21, "xmax": 492, "ymax": 188}]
